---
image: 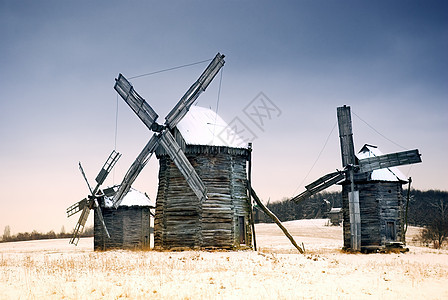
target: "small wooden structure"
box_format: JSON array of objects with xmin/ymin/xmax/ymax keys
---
[
  {"xmin": 342, "ymin": 144, "xmax": 408, "ymax": 250},
  {"xmin": 328, "ymin": 208, "xmax": 343, "ymax": 225},
  {"xmin": 154, "ymin": 106, "xmax": 253, "ymax": 250},
  {"xmin": 94, "ymin": 188, "xmax": 154, "ymax": 250}
]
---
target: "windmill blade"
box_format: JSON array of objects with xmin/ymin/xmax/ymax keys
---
[
  {"xmin": 69, "ymin": 205, "xmax": 90, "ymax": 245},
  {"xmin": 337, "ymin": 105, "xmax": 356, "ymax": 167},
  {"xmin": 79, "ymin": 162, "xmax": 93, "ymax": 194},
  {"xmin": 66, "ymin": 198, "xmax": 87, "ymax": 218},
  {"xmin": 291, "ymin": 171, "xmax": 345, "ymax": 203},
  {"xmin": 94, "ymin": 199, "xmax": 110, "ymax": 239},
  {"xmin": 358, "ymin": 149, "xmax": 422, "ymax": 173},
  {"xmin": 304, "ymin": 171, "xmax": 345, "ymax": 191},
  {"xmin": 94, "ymin": 150, "xmax": 121, "ymax": 187},
  {"xmin": 159, "ymin": 130, "xmax": 207, "ymax": 201},
  {"xmin": 165, "ymin": 53, "xmax": 225, "ymax": 129},
  {"xmin": 115, "ymin": 73, "xmax": 159, "ymax": 131},
  {"xmin": 112, "ymin": 134, "xmax": 160, "ymax": 208},
  {"xmin": 89, "ymin": 150, "xmax": 122, "ymax": 196}
]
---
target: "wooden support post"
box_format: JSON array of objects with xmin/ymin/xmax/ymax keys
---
[
  {"xmin": 250, "ymin": 187, "xmax": 304, "ymax": 254},
  {"xmin": 348, "ymin": 167, "xmax": 361, "ymax": 251},
  {"xmin": 402, "ymin": 177, "xmax": 412, "ymax": 244},
  {"xmin": 247, "ymin": 143, "xmax": 257, "ymax": 251}
]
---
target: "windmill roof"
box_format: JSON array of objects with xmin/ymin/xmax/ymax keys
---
[
  {"xmin": 176, "ymin": 106, "xmax": 246, "ymax": 148},
  {"xmin": 356, "ymin": 144, "xmax": 407, "ymax": 182},
  {"xmin": 104, "ymin": 187, "xmax": 154, "ymax": 208}
]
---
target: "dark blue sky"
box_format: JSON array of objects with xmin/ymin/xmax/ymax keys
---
[{"xmin": 1, "ymin": 0, "xmax": 447, "ymax": 233}]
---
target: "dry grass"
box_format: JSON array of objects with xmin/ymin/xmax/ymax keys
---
[{"xmin": 1, "ymin": 220, "xmax": 447, "ymax": 299}]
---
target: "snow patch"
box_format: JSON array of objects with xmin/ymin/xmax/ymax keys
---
[
  {"xmin": 176, "ymin": 106, "xmax": 246, "ymax": 148},
  {"xmin": 104, "ymin": 187, "xmax": 154, "ymax": 208}
]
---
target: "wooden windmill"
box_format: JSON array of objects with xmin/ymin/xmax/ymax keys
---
[
  {"xmin": 110, "ymin": 53, "xmax": 304, "ymax": 252},
  {"xmin": 292, "ymin": 105, "xmax": 422, "ymax": 251},
  {"xmin": 66, "ymin": 150, "xmax": 121, "ymax": 245}
]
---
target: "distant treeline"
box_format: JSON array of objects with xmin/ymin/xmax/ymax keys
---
[
  {"xmin": 1, "ymin": 226, "xmax": 93, "ymax": 243},
  {"xmin": 256, "ymin": 189, "xmax": 448, "ymax": 228},
  {"xmin": 254, "ymin": 191, "xmax": 342, "ymax": 223},
  {"xmin": 2, "ymin": 189, "xmax": 446, "ymax": 243}
]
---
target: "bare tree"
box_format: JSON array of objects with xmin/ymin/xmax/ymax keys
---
[
  {"xmin": 2, "ymin": 225, "xmax": 11, "ymax": 241},
  {"xmin": 421, "ymin": 198, "xmax": 448, "ymax": 249}
]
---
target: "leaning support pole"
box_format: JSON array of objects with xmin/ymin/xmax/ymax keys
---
[
  {"xmin": 247, "ymin": 143, "xmax": 257, "ymax": 251},
  {"xmin": 402, "ymin": 177, "xmax": 412, "ymax": 244},
  {"xmin": 250, "ymin": 187, "xmax": 304, "ymax": 254}
]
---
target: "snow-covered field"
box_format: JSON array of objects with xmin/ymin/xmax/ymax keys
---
[{"xmin": 1, "ymin": 220, "xmax": 447, "ymax": 299}]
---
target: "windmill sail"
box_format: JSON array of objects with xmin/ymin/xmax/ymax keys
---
[
  {"xmin": 337, "ymin": 105, "xmax": 356, "ymax": 167},
  {"xmin": 69, "ymin": 206, "xmax": 90, "ymax": 245},
  {"xmin": 79, "ymin": 162, "xmax": 93, "ymax": 194},
  {"xmin": 95, "ymin": 150, "xmax": 121, "ymax": 186},
  {"xmin": 291, "ymin": 171, "xmax": 345, "ymax": 203},
  {"xmin": 115, "ymin": 74, "xmax": 159, "ymax": 130},
  {"xmin": 358, "ymin": 149, "xmax": 421, "ymax": 173},
  {"xmin": 66, "ymin": 198, "xmax": 87, "ymax": 217},
  {"xmin": 165, "ymin": 53, "xmax": 225, "ymax": 129}
]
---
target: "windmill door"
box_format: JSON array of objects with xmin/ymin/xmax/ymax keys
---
[
  {"xmin": 385, "ymin": 221, "xmax": 396, "ymax": 241},
  {"xmin": 238, "ymin": 216, "xmax": 246, "ymax": 244}
]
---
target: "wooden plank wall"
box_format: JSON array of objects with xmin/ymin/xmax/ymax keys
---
[
  {"xmin": 342, "ymin": 181, "xmax": 404, "ymax": 250},
  {"xmin": 377, "ymin": 182, "xmax": 404, "ymax": 245},
  {"xmin": 154, "ymin": 145, "xmax": 251, "ymax": 250},
  {"xmin": 94, "ymin": 206, "xmax": 151, "ymax": 250},
  {"xmin": 154, "ymin": 156, "xmax": 202, "ymax": 249}
]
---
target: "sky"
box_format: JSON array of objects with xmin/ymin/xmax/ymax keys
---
[{"xmin": 1, "ymin": 0, "xmax": 447, "ymax": 235}]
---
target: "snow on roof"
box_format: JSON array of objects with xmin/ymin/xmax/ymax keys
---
[
  {"xmin": 356, "ymin": 144, "xmax": 407, "ymax": 182},
  {"xmin": 176, "ymin": 106, "xmax": 246, "ymax": 148},
  {"xmin": 104, "ymin": 187, "xmax": 154, "ymax": 208}
]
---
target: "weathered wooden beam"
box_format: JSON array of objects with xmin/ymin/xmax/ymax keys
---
[{"xmin": 250, "ymin": 187, "xmax": 304, "ymax": 254}]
